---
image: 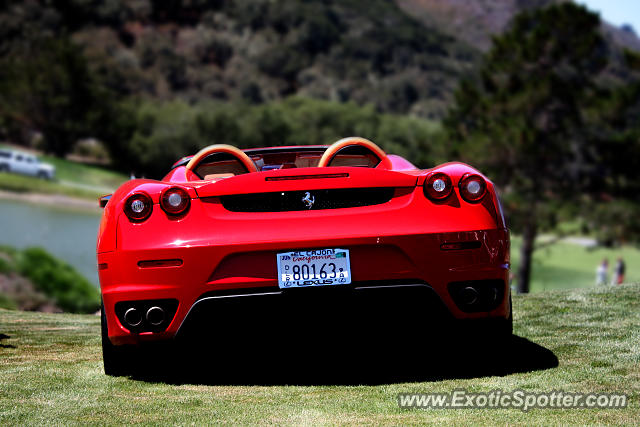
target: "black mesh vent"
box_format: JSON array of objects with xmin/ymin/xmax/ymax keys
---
[{"xmin": 220, "ymin": 187, "xmax": 395, "ymax": 212}]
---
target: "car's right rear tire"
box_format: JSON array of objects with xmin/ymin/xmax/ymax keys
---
[
  {"xmin": 453, "ymin": 292, "xmax": 513, "ymax": 346},
  {"xmin": 101, "ymin": 303, "xmax": 133, "ymax": 376}
]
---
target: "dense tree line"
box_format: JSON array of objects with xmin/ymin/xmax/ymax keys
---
[
  {"xmin": 122, "ymin": 97, "xmax": 443, "ymax": 178},
  {"xmin": 0, "ymin": 36, "xmax": 131, "ymax": 157}
]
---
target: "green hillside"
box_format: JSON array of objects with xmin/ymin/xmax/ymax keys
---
[{"xmin": 1, "ymin": 285, "xmax": 638, "ymax": 424}]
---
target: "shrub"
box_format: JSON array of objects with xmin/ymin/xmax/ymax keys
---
[{"xmin": 16, "ymin": 247, "xmax": 100, "ymax": 314}]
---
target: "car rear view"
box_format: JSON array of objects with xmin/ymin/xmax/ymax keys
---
[{"xmin": 97, "ymin": 138, "xmax": 511, "ymax": 376}]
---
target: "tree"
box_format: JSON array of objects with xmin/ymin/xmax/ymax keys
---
[
  {"xmin": 444, "ymin": 3, "xmax": 608, "ymax": 293},
  {"xmin": 582, "ymin": 50, "xmax": 640, "ymax": 245},
  {"xmin": 0, "ymin": 36, "xmax": 130, "ymax": 156}
]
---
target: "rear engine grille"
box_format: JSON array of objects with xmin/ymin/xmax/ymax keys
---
[{"xmin": 220, "ymin": 187, "xmax": 395, "ymax": 212}]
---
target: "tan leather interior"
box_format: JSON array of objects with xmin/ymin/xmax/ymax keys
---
[
  {"xmin": 318, "ymin": 137, "xmax": 392, "ymax": 169},
  {"xmin": 185, "ymin": 144, "xmax": 257, "ymax": 180},
  {"xmin": 203, "ymin": 173, "xmax": 235, "ymax": 180}
]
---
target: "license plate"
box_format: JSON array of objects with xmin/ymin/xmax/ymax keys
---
[{"xmin": 277, "ymin": 248, "xmax": 351, "ymax": 288}]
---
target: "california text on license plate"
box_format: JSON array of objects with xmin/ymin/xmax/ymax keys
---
[{"xmin": 277, "ymin": 248, "xmax": 351, "ymax": 288}]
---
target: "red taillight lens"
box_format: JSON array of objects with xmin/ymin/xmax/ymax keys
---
[
  {"xmin": 459, "ymin": 174, "xmax": 487, "ymax": 203},
  {"xmin": 424, "ymin": 172, "xmax": 453, "ymax": 201},
  {"xmin": 160, "ymin": 187, "xmax": 190, "ymax": 216},
  {"xmin": 124, "ymin": 193, "xmax": 153, "ymax": 222}
]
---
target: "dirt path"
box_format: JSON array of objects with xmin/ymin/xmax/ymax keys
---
[{"xmin": 0, "ymin": 190, "xmax": 99, "ymax": 212}]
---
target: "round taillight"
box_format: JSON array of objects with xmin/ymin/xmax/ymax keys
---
[
  {"xmin": 124, "ymin": 193, "xmax": 153, "ymax": 222},
  {"xmin": 459, "ymin": 174, "xmax": 487, "ymax": 203},
  {"xmin": 160, "ymin": 187, "xmax": 190, "ymax": 216},
  {"xmin": 424, "ymin": 172, "xmax": 453, "ymax": 201}
]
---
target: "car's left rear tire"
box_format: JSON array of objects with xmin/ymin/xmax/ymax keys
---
[
  {"xmin": 487, "ymin": 293, "xmax": 513, "ymax": 343},
  {"xmin": 101, "ymin": 303, "xmax": 134, "ymax": 376}
]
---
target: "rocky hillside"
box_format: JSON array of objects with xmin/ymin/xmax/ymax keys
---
[
  {"xmin": 396, "ymin": 0, "xmax": 557, "ymax": 50},
  {"xmin": 396, "ymin": 0, "xmax": 640, "ymax": 52}
]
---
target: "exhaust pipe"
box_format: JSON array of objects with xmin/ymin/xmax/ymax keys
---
[
  {"xmin": 461, "ymin": 286, "xmax": 479, "ymax": 306},
  {"xmin": 146, "ymin": 306, "xmax": 165, "ymax": 326},
  {"xmin": 123, "ymin": 307, "xmax": 142, "ymax": 327}
]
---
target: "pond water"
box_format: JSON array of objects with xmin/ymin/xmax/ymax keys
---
[{"xmin": 0, "ymin": 199, "xmax": 101, "ymax": 285}]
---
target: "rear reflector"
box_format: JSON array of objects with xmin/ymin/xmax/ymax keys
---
[
  {"xmin": 440, "ymin": 241, "xmax": 482, "ymax": 251},
  {"xmin": 137, "ymin": 259, "xmax": 183, "ymax": 268},
  {"xmin": 265, "ymin": 173, "xmax": 349, "ymax": 181}
]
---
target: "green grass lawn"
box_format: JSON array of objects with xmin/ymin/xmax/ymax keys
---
[
  {"xmin": 510, "ymin": 237, "xmax": 640, "ymax": 293},
  {"xmin": 0, "ymin": 285, "xmax": 638, "ymax": 424},
  {"xmin": 36, "ymin": 153, "xmax": 127, "ymax": 192}
]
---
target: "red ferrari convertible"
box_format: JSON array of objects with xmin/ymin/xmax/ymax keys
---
[{"xmin": 97, "ymin": 137, "xmax": 511, "ymax": 376}]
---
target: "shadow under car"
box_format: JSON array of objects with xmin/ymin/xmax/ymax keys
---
[{"xmin": 122, "ymin": 289, "xmax": 558, "ymax": 385}]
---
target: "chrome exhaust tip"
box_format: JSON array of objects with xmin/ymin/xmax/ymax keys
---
[
  {"xmin": 461, "ymin": 286, "xmax": 479, "ymax": 306},
  {"xmin": 146, "ymin": 306, "xmax": 165, "ymax": 326},
  {"xmin": 123, "ymin": 307, "xmax": 142, "ymax": 327}
]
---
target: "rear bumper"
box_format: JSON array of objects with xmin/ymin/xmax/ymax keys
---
[
  {"xmin": 176, "ymin": 283, "xmax": 453, "ymax": 342},
  {"xmin": 99, "ymin": 228, "xmax": 510, "ymax": 345}
]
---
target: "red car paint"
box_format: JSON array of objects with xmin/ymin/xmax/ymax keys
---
[{"xmin": 98, "ymin": 143, "xmax": 510, "ymax": 347}]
